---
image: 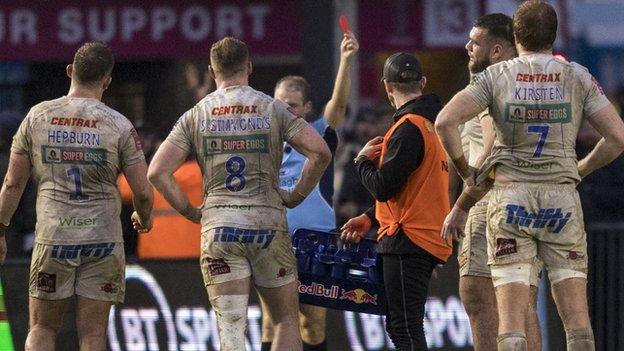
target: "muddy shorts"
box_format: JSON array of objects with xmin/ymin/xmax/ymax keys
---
[
  {"xmin": 487, "ymin": 183, "xmax": 587, "ymax": 275},
  {"xmin": 200, "ymin": 227, "xmax": 297, "ymax": 288},
  {"xmin": 459, "ymin": 201, "xmax": 543, "ymax": 285},
  {"xmin": 29, "ymin": 242, "xmax": 125, "ymax": 303}
]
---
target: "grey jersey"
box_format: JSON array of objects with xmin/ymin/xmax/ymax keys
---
[
  {"xmin": 464, "ymin": 53, "xmax": 611, "ymax": 184},
  {"xmin": 465, "ymin": 110, "xmax": 488, "ymax": 168},
  {"xmin": 464, "ymin": 110, "xmax": 490, "ymax": 202},
  {"xmin": 165, "ymin": 85, "xmax": 308, "ymax": 232},
  {"xmin": 11, "ymin": 97, "xmax": 144, "ymax": 244}
]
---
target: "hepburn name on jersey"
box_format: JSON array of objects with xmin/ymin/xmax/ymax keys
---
[{"xmin": 48, "ymin": 130, "xmax": 101, "ymax": 146}]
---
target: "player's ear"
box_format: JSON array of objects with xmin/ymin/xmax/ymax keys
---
[
  {"xmin": 303, "ymin": 100, "xmax": 312, "ymax": 115},
  {"xmin": 383, "ymin": 80, "xmax": 392, "ymax": 94},
  {"xmin": 491, "ymin": 43, "xmax": 503, "ymax": 61},
  {"xmin": 420, "ymin": 76, "xmax": 427, "ymax": 91},
  {"xmin": 208, "ymin": 66, "xmax": 216, "ymax": 80},
  {"xmin": 66, "ymin": 64, "xmax": 73, "ymax": 79},
  {"xmin": 103, "ymin": 76, "xmax": 112, "ymax": 91},
  {"xmin": 247, "ymin": 61, "xmax": 253, "ymax": 76}
]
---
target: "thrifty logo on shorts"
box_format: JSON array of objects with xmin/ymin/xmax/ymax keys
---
[
  {"xmin": 51, "ymin": 243, "xmax": 116, "ymax": 259},
  {"xmin": 42, "ymin": 145, "xmax": 107, "ymax": 164},
  {"xmin": 212, "ymin": 227, "xmax": 275, "ymax": 248},
  {"xmin": 203, "ymin": 134, "xmax": 268, "ymax": 155},
  {"xmin": 505, "ymin": 103, "xmax": 571, "ymax": 123},
  {"xmin": 505, "ymin": 204, "xmax": 571, "ymax": 233}
]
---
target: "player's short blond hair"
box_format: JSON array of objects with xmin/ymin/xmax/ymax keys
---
[{"xmin": 210, "ymin": 37, "xmax": 249, "ymax": 78}]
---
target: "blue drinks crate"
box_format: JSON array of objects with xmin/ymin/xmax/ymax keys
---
[{"xmin": 293, "ymin": 229, "xmax": 386, "ymax": 315}]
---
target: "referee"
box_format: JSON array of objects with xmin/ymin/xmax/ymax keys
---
[{"xmin": 341, "ymin": 53, "xmax": 451, "ymax": 350}]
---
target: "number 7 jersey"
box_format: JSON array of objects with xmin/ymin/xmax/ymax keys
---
[
  {"xmin": 11, "ymin": 97, "xmax": 145, "ymax": 245},
  {"xmin": 165, "ymin": 85, "xmax": 308, "ymax": 233},
  {"xmin": 464, "ymin": 53, "xmax": 611, "ymax": 184}
]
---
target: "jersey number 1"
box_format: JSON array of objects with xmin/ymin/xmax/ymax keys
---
[
  {"xmin": 67, "ymin": 167, "xmax": 89, "ymax": 201},
  {"xmin": 527, "ymin": 125, "xmax": 550, "ymax": 157}
]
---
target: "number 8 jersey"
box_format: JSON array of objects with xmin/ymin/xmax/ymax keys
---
[
  {"xmin": 11, "ymin": 97, "xmax": 145, "ymax": 245},
  {"xmin": 464, "ymin": 53, "xmax": 611, "ymax": 184},
  {"xmin": 166, "ymin": 85, "xmax": 308, "ymax": 233}
]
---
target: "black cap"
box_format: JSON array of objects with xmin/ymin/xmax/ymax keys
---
[{"xmin": 381, "ymin": 52, "xmax": 423, "ymax": 83}]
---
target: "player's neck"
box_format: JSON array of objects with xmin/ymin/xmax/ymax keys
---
[
  {"xmin": 67, "ymin": 84, "xmax": 103, "ymax": 101},
  {"xmin": 215, "ymin": 76, "xmax": 249, "ymax": 90},
  {"xmin": 517, "ymin": 46, "xmax": 552, "ymax": 57}
]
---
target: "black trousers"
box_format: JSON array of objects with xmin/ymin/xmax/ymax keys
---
[{"xmin": 381, "ymin": 249, "xmax": 438, "ymax": 351}]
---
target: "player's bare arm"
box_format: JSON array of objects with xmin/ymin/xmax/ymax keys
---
[
  {"xmin": 123, "ymin": 159, "xmax": 154, "ymax": 233},
  {"xmin": 435, "ymin": 90, "xmax": 484, "ymax": 185},
  {"xmin": 280, "ymin": 124, "xmax": 331, "ymax": 208},
  {"xmin": 440, "ymin": 177, "xmax": 494, "ymax": 243},
  {"xmin": 148, "ymin": 140, "xmax": 202, "ymax": 223},
  {"xmin": 323, "ymin": 31, "xmax": 359, "ymax": 129},
  {"xmin": 578, "ymin": 104, "xmax": 624, "ymax": 178},
  {"xmin": 0, "ymin": 152, "xmax": 31, "ymax": 264}
]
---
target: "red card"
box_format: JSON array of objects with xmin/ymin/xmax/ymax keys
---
[{"xmin": 339, "ymin": 15, "xmax": 350, "ymax": 34}]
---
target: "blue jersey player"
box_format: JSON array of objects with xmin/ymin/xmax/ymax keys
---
[{"xmin": 260, "ymin": 30, "xmax": 359, "ymax": 351}]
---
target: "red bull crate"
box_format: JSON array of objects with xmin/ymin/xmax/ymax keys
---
[{"xmin": 292, "ymin": 229, "xmax": 386, "ymax": 315}]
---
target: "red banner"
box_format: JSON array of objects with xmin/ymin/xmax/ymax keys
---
[{"xmin": 0, "ymin": 0, "xmax": 301, "ymax": 61}]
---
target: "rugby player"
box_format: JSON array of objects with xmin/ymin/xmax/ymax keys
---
[
  {"xmin": 436, "ymin": 1, "xmax": 624, "ymax": 350},
  {"xmin": 261, "ymin": 30, "xmax": 359, "ymax": 351},
  {"xmin": 147, "ymin": 37, "xmax": 331, "ymax": 351},
  {"xmin": 445, "ymin": 13, "xmax": 542, "ymax": 350},
  {"xmin": 0, "ymin": 42, "xmax": 153, "ymax": 350}
]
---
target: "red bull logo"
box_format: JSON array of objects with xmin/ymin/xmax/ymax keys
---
[
  {"xmin": 340, "ymin": 288, "xmax": 378, "ymax": 305},
  {"xmin": 298, "ymin": 282, "xmax": 339, "ymax": 299}
]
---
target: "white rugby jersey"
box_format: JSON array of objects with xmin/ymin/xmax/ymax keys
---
[
  {"xmin": 464, "ymin": 53, "xmax": 610, "ymax": 184},
  {"xmin": 166, "ymin": 85, "xmax": 308, "ymax": 232},
  {"xmin": 11, "ymin": 97, "xmax": 144, "ymax": 244}
]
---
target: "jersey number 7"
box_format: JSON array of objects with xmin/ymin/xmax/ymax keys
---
[{"xmin": 527, "ymin": 125, "xmax": 550, "ymax": 157}]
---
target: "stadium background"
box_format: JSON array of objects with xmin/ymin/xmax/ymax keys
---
[{"xmin": 0, "ymin": 0, "xmax": 623, "ymax": 350}]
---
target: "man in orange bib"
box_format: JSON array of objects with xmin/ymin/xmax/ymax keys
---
[{"xmin": 341, "ymin": 53, "xmax": 450, "ymax": 350}]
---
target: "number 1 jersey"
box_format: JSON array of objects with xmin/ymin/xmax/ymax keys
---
[
  {"xmin": 11, "ymin": 97, "xmax": 145, "ymax": 244},
  {"xmin": 166, "ymin": 85, "xmax": 308, "ymax": 233}
]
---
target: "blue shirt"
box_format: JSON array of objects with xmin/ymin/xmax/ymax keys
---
[{"xmin": 280, "ymin": 116, "xmax": 337, "ymax": 233}]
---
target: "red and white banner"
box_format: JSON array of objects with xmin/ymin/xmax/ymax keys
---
[{"xmin": 0, "ymin": 0, "xmax": 301, "ymax": 61}]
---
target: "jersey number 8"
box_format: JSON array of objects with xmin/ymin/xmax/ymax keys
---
[{"xmin": 225, "ymin": 156, "xmax": 246, "ymax": 192}]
